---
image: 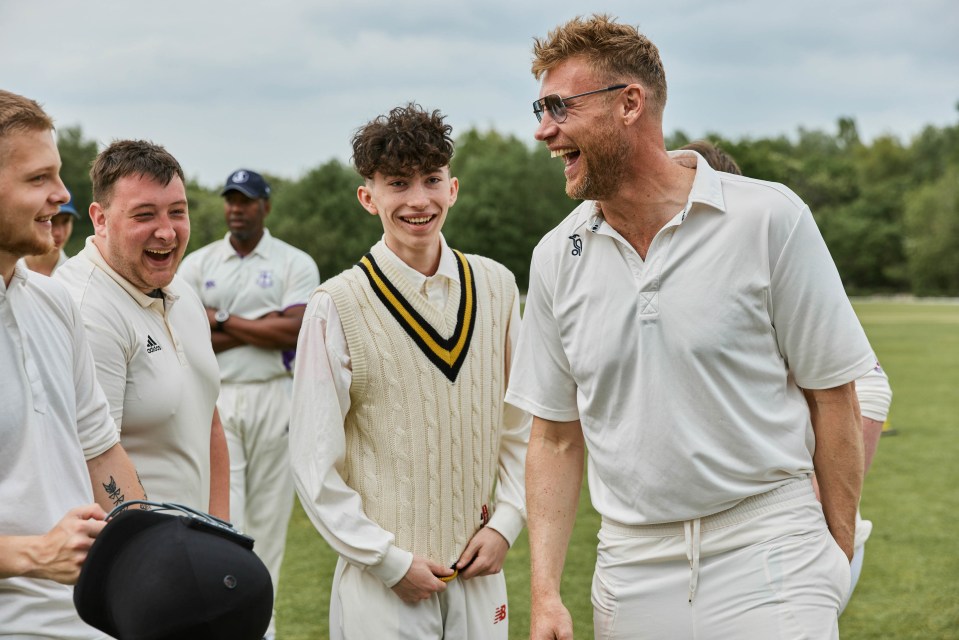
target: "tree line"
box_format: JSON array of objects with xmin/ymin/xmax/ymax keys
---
[{"xmin": 58, "ymin": 109, "xmax": 959, "ymax": 296}]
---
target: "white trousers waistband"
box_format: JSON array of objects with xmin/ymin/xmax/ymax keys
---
[{"xmin": 600, "ymin": 477, "xmax": 824, "ymax": 603}]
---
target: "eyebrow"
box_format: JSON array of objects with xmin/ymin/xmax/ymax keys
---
[{"xmin": 127, "ymin": 199, "xmax": 189, "ymax": 210}]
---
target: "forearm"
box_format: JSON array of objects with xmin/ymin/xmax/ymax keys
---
[
  {"xmin": 221, "ymin": 315, "xmax": 301, "ymax": 349},
  {"xmin": 804, "ymin": 382, "xmax": 863, "ymax": 559},
  {"xmin": 211, "ymin": 331, "xmax": 244, "ymax": 353},
  {"xmin": 208, "ymin": 409, "xmax": 230, "ymax": 520},
  {"xmin": 0, "ymin": 537, "xmax": 35, "ymax": 579},
  {"xmin": 86, "ymin": 443, "xmax": 147, "ymax": 511},
  {"xmin": 527, "ymin": 417, "xmax": 585, "ymax": 605}
]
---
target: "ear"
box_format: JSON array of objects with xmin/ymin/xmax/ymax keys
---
[
  {"xmin": 621, "ymin": 84, "xmax": 646, "ymax": 125},
  {"xmin": 357, "ymin": 184, "xmax": 379, "ymax": 216},
  {"xmin": 89, "ymin": 202, "xmax": 108, "ymax": 237},
  {"xmin": 448, "ymin": 176, "xmax": 459, "ymax": 208},
  {"xmin": 262, "ymin": 199, "xmax": 272, "ymax": 217}
]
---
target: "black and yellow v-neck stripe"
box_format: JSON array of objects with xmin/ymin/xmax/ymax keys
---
[{"xmin": 358, "ymin": 250, "xmax": 477, "ymax": 382}]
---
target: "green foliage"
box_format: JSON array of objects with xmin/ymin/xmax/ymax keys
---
[
  {"xmin": 902, "ymin": 166, "xmax": 959, "ymax": 295},
  {"xmin": 185, "ymin": 179, "xmax": 226, "ymax": 252},
  {"xmin": 56, "ymin": 126, "xmax": 98, "ymax": 254}
]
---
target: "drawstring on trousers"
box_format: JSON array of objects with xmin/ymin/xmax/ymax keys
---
[{"xmin": 684, "ymin": 518, "xmax": 702, "ymax": 603}]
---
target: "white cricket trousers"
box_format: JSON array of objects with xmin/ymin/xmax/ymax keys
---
[
  {"xmin": 592, "ymin": 477, "xmax": 850, "ymax": 639},
  {"xmin": 329, "ymin": 556, "xmax": 510, "ymax": 640},
  {"xmin": 218, "ymin": 377, "xmax": 295, "ymax": 637}
]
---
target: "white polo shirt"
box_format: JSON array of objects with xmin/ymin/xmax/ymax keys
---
[
  {"xmin": 55, "ymin": 239, "xmax": 220, "ymax": 511},
  {"xmin": 178, "ymin": 229, "xmax": 319, "ymax": 383},
  {"xmin": 1, "ymin": 264, "xmax": 117, "ymax": 639},
  {"xmin": 506, "ymin": 152, "xmax": 875, "ymax": 525}
]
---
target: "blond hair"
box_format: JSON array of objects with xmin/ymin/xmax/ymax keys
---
[{"xmin": 532, "ymin": 14, "xmax": 667, "ymax": 113}]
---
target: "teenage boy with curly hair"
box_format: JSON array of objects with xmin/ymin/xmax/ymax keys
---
[{"xmin": 290, "ymin": 103, "xmax": 530, "ymax": 640}]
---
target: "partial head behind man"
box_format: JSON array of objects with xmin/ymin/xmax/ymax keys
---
[
  {"xmin": 681, "ymin": 140, "xmax": 742, "ymax": 176},
  {"xmin": 89, "ymin": 139, "xmax": 189, "ymax": 292}
]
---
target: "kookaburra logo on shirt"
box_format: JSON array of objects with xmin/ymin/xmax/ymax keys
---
[{"xmin": 569, "ymin": 234, "xmax": 583, "ymax": 256}]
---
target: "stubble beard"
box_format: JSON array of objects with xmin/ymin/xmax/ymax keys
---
[
  {"xmin": 0, "ymin": 226, "xmax": 54, "ymax": 259},
  {"xmin": 566, "ymin": 124, "xmax": 631, "ymax": 202}
]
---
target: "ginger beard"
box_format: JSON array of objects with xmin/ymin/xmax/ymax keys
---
[{"xmin": 564, "ymin": 114, "xmax": 631, "ymax": 202}]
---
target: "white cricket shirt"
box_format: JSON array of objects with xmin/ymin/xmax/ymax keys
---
[
  {"xmin": 1, "ymin": 265, "xmax": 117, "ymax": 639},
  {"xmin": 506, "ymin": 152, "xmax": 875, "ymax": 525},
  {"xmin": 178, "ymin": 230, "xmax": 319, "ymax": 383},
  {"xmin": 56, "ymin": 239, "xmax": 220, "ymax": 511}
]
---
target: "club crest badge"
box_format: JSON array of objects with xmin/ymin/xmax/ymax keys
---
[{"xmin": 256, "ymin": 270, "xmax": 274, "ymax": 288}]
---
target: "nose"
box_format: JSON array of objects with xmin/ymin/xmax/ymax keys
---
[
  {"xmin": 154, "ymin": 214, "xmax": 176, "ymax": 242},
  {"xmin": 51, "ymin": 175, "xmax": 69, "ymax": 207},
  {"xmin": 406, "ymin": 183, "xmax": 429, "ymax": 209},
  {"xmin": 534, "ymin": 112, "xmax": 559, "ymax": 142}
]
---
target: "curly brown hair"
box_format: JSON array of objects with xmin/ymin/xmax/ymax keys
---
[
  {"xmin": 91, "ymin": 139, "xmax": 184, "ymax": 207},
  {"xmin": 532, "ymin": 14, "xmax": 667, "ymax": 115},
  {"xmin": 351, "ymin": 103, "xmax": 454, "ymax": 179}
]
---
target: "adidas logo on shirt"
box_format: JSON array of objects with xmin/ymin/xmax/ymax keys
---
[{"xmin": 146, "ymin": 335, "xmax": 162, "ymax": 354}]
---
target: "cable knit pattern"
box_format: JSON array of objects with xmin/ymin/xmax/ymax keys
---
[{"xmin": 321, "ymin": 245, "xmax": 515, "ymax": 566}]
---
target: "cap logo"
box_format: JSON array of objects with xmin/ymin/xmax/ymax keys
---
[{"xmin": 232, "ymin": 170, "xmax": 249, "ymax": 183}]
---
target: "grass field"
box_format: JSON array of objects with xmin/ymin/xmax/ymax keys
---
[{"xmin": 275, "ymin": 299, "xmax": 959, "ymax": 639}]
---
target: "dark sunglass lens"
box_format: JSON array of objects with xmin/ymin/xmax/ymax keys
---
[{"xmin": 544, "ymin": 95, "xmax": 566, "ymax": 122}]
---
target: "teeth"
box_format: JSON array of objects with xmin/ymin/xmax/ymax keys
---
[
  {"xmin": 551, "ymin": 148, "xmax": 576, "ymax": 159},
  {"xmin": 146, "ymin": 248, "xmax": 174, "ymax": 256},
  {"xmin": 406, "ymin": 216, "xmax": 432, "ymax": 225}
]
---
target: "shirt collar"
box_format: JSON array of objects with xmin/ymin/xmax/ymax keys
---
[
  {"xmin": 1, "ymin": 260, "xmax": 30, "ymax": 295},
  {"xmin": 217, "ymin": 228, "xmax": 273, "ymax": 261},
  {"xmin": 373, "ymin": 234, "xmax": 460, "ymax": 287},
  {"xmin": 669, "ymin": 149, "xmax": 727, "ymax": 215},
  {"xmin": 80, "ymin": 237, "xmax": 178, "ymax": 310}
]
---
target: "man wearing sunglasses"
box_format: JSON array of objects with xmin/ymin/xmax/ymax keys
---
[{"xmin": 506, "ymin": 15, "xmax": 875, "ymax": 640}]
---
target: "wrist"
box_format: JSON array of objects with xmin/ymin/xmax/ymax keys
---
[{"xmin": 214, "ymin": 309, "xmax": 230, "ymax": 331}]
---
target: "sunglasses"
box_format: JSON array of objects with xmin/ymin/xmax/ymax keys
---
[{"xmin": 533, "ymin": 84, "xmax": 628, "ymax": 123}]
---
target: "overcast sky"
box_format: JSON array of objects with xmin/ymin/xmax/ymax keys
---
[{"xmin": 3, "ymin": 0, "xmax": 957, "ymax": 188}]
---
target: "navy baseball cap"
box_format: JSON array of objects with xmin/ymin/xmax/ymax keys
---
[
  {"xmin": 74, "ymin": 505, "xmax": 273, "ymax": 640},
  {"xmin": 221, "ymin": 169, "xmax": 271, "ymax": 199},
  {"xmin": 59, "ymin": 190, "xmax": 80, "ymax": 218}
]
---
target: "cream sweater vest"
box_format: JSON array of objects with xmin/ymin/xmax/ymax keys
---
[{"xmin": 320, "ymin": 244, "xmax": 516, "ymax": 565}]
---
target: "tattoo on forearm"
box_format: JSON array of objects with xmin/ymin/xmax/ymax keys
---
[
  {"xmin": 136, "ymin": 472, "xmax": 149, "ymax": 508},
  {"xmin": 102, "ymin": 476, "xmax": 124, "ymax": 506}
]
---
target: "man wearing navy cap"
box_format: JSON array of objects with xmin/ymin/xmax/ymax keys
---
[
  {"xmin": 179, "ymin": 168, "xmax": 319, "ymax": 640},
  {"xmin": 20, "ymin": 189, "xmax": 80, "ymax": 275}
]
